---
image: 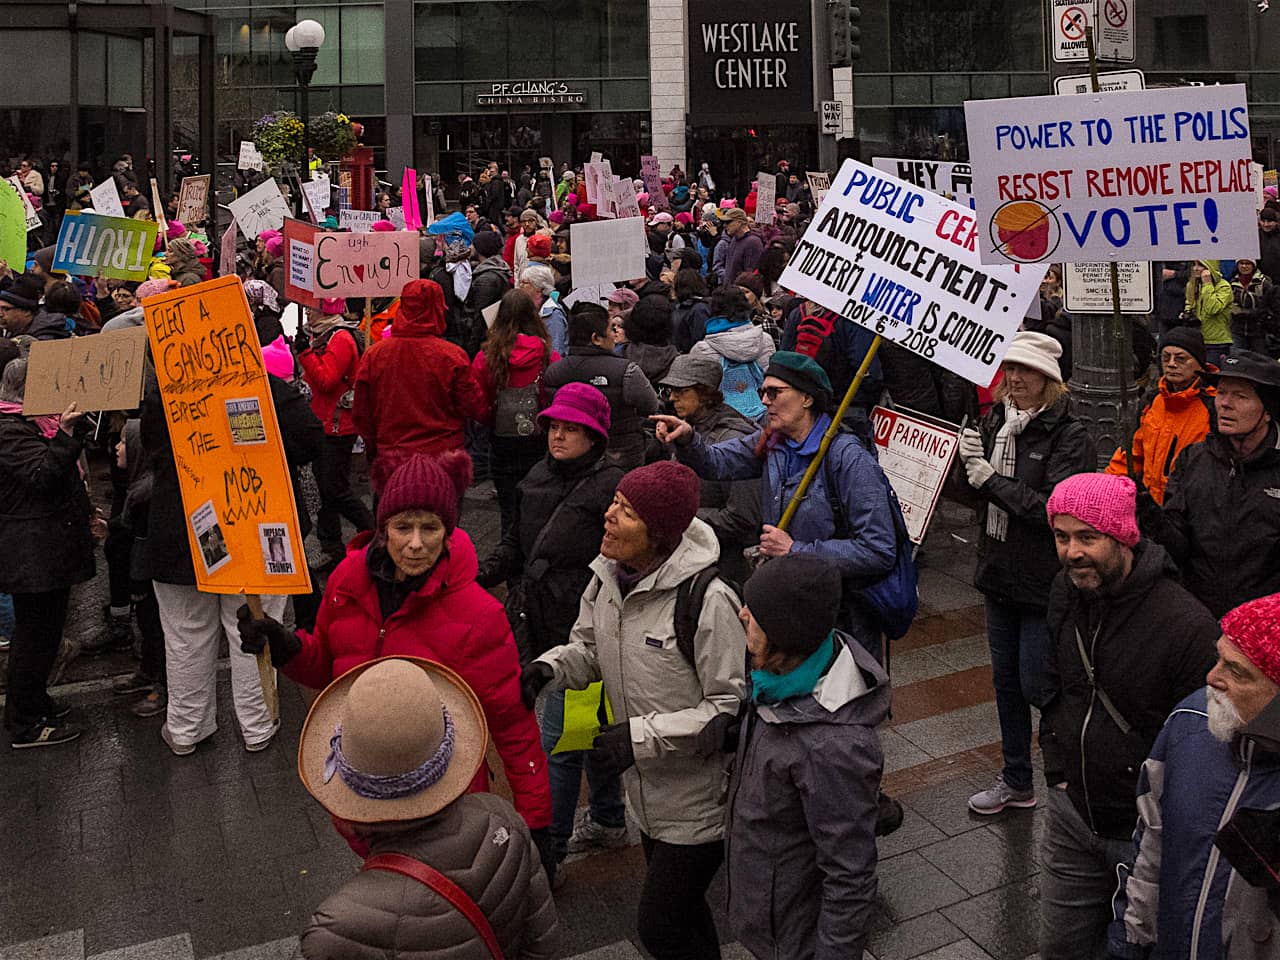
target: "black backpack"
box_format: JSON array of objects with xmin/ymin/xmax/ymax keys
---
[{"xmin": 673, "ymin": 566, "xmax": 740, "ymax": 675}]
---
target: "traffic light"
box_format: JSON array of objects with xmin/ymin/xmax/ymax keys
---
[
  {"xmin": 849, "ymin": 5, "xmax": 861, "ymax": 64},
  {"xmin": 828, "ymin": 0, "xmax": 852, "ymax": 67}
]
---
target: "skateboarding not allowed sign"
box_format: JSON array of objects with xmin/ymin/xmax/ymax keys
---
[{"xmin": 1054, "ymin": 0, "xmax": 1092, "ymax": 62}]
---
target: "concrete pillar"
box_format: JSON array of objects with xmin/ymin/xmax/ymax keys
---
[
  {"xmin": 383, "ymin": 1, "xmax": 415, "ymax": 179},
  {"xmin": 648, "ymin": 0, "xmax": 686, "ymax": 172},
  {"xmin": 1070, "ymin": 313, "xmax": 1138, "ymax": 469}
]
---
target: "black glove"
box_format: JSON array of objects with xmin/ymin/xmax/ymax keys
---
[
  {"xmin": 519, "ymin": 661, "xmax": 554, "ymax": 710},
  {"xmin": 235, "ymin": 604, "xmax": 302, "ymax": 668},
  {"xmin": 694, "ymin": 710, "xmax": 742, "ymax": 758},
  {"xmin": 528, "ymin": 826, "xmax": 558, "ymax": 887},
  {"xmin": 590, "ymin": 721, "xmax": 636, "ymax": 779}
]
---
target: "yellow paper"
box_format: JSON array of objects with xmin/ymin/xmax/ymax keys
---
[{"xmin": 553, "ymin": 682, "xmax": 614, "ymax": 755}]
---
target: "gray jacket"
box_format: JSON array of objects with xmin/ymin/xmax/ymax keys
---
[
  {"xmin": 726, "ymin": 633, "xmax": 889, "ymax": 960},
  {"xmin": 536, "ymin": 517, "xmax": 747, "ymax": 844}
]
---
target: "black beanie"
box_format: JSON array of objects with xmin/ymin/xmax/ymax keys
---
[
  {"xmin": 743, "ymin": 555, "xmax": 842, "ymax": 658},
  {"xmin": 472, "ymin": 229, "xmax": 504, "ymax": 258},
  {"xmin": 1158, "ymin": 327, "xmax": 1207, "ymax": 370}
]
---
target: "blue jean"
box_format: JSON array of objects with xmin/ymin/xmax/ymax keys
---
[
  {"xmin": 985, "ymin": 599, "xmax": 1050, "ymax": 793},
  {"xmin": 538, "ymin": 689, "xmax": 627, "ymax": 860}
]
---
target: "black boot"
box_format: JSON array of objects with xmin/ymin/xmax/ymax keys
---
[
  {"xmin": 82, "ymin": 605, "xmax": 134, "ymax": 655},
  {"xmin": 875, "ymin": 791, "xmax": 904, "ymax": 837}
]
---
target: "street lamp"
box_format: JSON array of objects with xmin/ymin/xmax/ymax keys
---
[{"xmin": 285, "ymin": 18, "xmax": 325, "ymax": 215}]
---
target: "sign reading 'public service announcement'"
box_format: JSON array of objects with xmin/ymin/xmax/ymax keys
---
[
  {"xmin": 778, "ymin": 159, "xmax": 1043, "ymax": 387},
  {"xmin": 964, "ymin": 84, "xmax": 1257, "ymax": 265}
]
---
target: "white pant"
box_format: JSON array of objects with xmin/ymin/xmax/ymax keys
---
[{"xmin": 152, "ymin": 582, "xmax": 286, "ymax": 748}]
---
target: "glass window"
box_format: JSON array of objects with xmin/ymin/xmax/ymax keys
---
[
  {"xmin": 1152, "ymin": 16, "xmax": 1210, "ymax": 70},
  {"xmin": 888, "ymin": 0, "xmax": 1044, "ymax": 73},
  {"xmin": 0, "ymin": 31, "xmax": 71, "ymax": 104},
  {"xmin": 340, "ymin": 6, "xmax": 385, "ymax": 85},
  {"xmin": 107, "ymin": 37, "xmax": 144, "ymax": 109},
  {"xmin": 78, "ymin": 33, "xmax": 107, "ymax": 107}
]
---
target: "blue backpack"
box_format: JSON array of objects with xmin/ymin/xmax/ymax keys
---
[{"xmin": 719, "ymin": 356, "xmax": 766, "ymax": 421}]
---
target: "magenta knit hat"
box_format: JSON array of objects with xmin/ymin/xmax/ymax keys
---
[
  {"xmin": 1222, "ymin": 593, "xmax": 1280, "ymax": 686},
  {"xmin": 616, "ymin": 461, "xmax": 701, "ymax": 551},
  {"xmin": 537, "ymin": 382, "xmax": 611, "ymax": 441},
  {"xmin": 261, "ymin": 336, "xmax": 293, "ymax": 379},
  {"xmin": 376, "ymin": 450, "xmax": 473, "ymax": 530},
  {"xmin": 1046, "ymin": 473, "xmax": 1140, "ymax": 548},
  {"xmin": 371, "ymin": 219, "xmax": 396, "ymax": 232},
  {"xmin": 265, "ymin": 235, "xmax": 284, "ymax": 258}
]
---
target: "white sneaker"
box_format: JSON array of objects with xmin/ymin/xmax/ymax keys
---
[
  {"xmin": 160, "ymin": 723, "xmax": 197, "ymax": 757},
  {"xmin": 968, "ymin": 776, "xmax": 1036, "ymax": 815},
  {"xmin": 566, "ymin": 808, "xmax": 628, "ymax": 853}
]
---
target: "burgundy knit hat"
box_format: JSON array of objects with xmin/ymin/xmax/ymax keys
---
[
  {"xmin": 376, "ymin": 450, "xmax": 473, "ymax": 530},
  {"xmin": 1222, "ymin": 593, "xmax": 1280, "ymax": 686},
  {"xmin": 615, "ymin": 461, "xmax": 701, "ymax": 551},
  {"xmin": 1045, "ymin": 473, "xmax": 1140, "ymax": 548}
]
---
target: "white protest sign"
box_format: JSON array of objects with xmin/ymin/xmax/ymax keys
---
[
  {"xmin": 422, "ymin": 174, "xmax": 436, "ymax": 225},
  {"xmin": 755, "ymin": 172, "xmax": 777, "ymax": 223},
  {"xmin": 386, "ymin": 206, "xmax": 406, "ymax": 229},
  {"xmin": 570, "ymin": 218, "xmax": 647, "ymax": 289},
  {"xmin": 870, "ymin": 406, "xmax": 959, "ymax": 544},
  {"xmin": 238, "ymin": 141, "xmax": 263, "ymax": 171},
  {"xmin": 302, "ymin": 173, "xmax": 330, "ymax": 219},
  {"xmin": 596, "ymin": 171, "xmax": 617, "ymax": 219},
  {"xmin": 590, "ymin": 151, "xmax": 603, "ymax": 164},
  {"xmin": 807, "ymin": 171, "xmax": 831, "ymax": 207},
  {"xmin": 1064, "ymin": 261, "xmax": 1152, "ymax": 313},
  {"xmin": 287, "ymin": 238, "xmax": 314, "ymax": 293},
  {"xmin": 872, "ymin": 158, "xmax": 975, "ymax": 210},
  {"xmin": 964, "ymin": 84, "xmax": 1257, "ymax": 266},
  {"xmin": 1053, "ymin": 0, "xmax": 1092, "ymax": 62},
  {"xmin": 1054, "ymin": 69, "xmax": 1144, "ymax": 95},
  {"xmin": 562, "ymin": 283, "xmax": 610, "ymax": 308},
  {"xmin": 227, "ymin": 178, "xmax": 291, "ymax": 239},
  {"xmin": 778, "ymin": 159, "xmax": 1043, "ymax": 387},
  {"xmin": 613, "ymin": 177, "xmax": 643, "ymax": 219},
  {"xmin": 90, "ymin": 179, "xmax": 127, "ymax": 218},
  {"xmin": 339, "ymin": 209, "xmax": 383, "ymax": 233},
  {"xmin": 8, "ymin": 177, "xmax": 41, "ymax": 231}
]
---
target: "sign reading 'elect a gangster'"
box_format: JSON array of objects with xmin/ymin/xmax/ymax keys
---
[{"xmin": 687, "ymin": 0, "xmax": 813, "ymax": 119}]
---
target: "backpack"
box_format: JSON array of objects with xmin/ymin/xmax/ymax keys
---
[
  {"xmin": 673, "ymin": 566, "xmax": 741, "ymax": 674},
  {"xmin": 719, "ymin": 356, "xmax": 767, "ymax": 421},
  {"xmin": 794, "ymin": 307, "xmax": 854, "ymax": 396}
]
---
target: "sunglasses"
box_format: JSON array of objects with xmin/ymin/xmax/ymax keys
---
[{"xmin": 757, "ymin": 385, "xmax": 793, "ymax": 401}]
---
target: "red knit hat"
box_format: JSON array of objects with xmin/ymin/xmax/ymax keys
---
[
  {"xmin": 1045, "ymin": 473, "xmax": 1140, "ymax": 548},
  {"xmin": 526, "ymin": 234, "xmax": 551, "ymax": 260},
  {"xmin": 376, "ymin": 450, "xmax": 473, "ymax": 530},
  {"xmin": 1222, "ymin": 593, "xmax": 1280, "ymax": 686},
  {"xmin": 615, "ymin": 461, "xmax": 701, "ymax": 551}
]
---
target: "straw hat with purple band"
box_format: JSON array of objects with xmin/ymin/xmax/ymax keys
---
[{"xmin": 298, "ymin": 657, "xmax": 488, "ymax": 824}]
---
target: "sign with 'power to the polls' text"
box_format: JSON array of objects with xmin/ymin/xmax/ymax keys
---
[
  {"xmin": 964, "ymin": 84, "xmax": 1257, "ymax": 266},
  {"xmin": 778, "ymin": 159, "xmax": 1043, "ymax": 387}
]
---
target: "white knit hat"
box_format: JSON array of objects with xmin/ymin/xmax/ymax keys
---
[{"xmin": 1002, "ymin": 331, "xmax": 1064, "ymax": 382}]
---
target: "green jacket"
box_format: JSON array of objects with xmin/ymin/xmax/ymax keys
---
[{"xmin": 1185, "ymin": 259, "xmax": 1233, "ymax": 345}]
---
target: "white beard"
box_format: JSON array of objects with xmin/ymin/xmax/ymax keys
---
[{"xmin": 1207, "ymin": 686, "xmax": 1245, "ymax": 743}]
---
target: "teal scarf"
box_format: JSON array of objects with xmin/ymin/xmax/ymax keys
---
[{"xmin": 751, "ymin": 632, "xmax": 836, "ymax": 704}]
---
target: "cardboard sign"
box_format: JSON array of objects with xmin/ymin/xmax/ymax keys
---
[
  {"xmin": 220, "ymin": 218, "xmax": 239, "ymax": 278},
  {"xmin": 570, "ymin": 218, "xmax": 647, "ymax": 289},
  {"xmin": 90, "ymin": 179, "xmax": 127, "ymax": 218},
  {"xmin": 0, "ymin": 179, "xmax": 26, "ymax": 269},
  {"xmin": 52, "ymin": 211, "xmax": 159, "ymax": 280},
  {"xmin": 22, "ymin": 326, "xmax": 148, "ymax": 416},
  {"xmin": 871, "ymin": 158, "xmax": 975, "ymax": 210},
  {"xmin": 755, "ymin": 171, "xmax": 777, "ymax": 223},
  {"xmin": 302, "ymin": 173, "xmax": 330, "ymax": 222},
  {"xmin": 339, "ymin": 209, "xmax": 383, "ymax": 233},
  {"xmin": 227, "ymin": 178, "xmax": 291, "ymax": 240},
  {"xmin": 777, "ymin": 159, "xmax": 1043, "ymax": 386},
  {"xmin": 176, "ymin": 175, "xmax": 211, "ymax": 225},
  {"xmin": 613, "ymin": 177, "xmax": 643, "ymax": 219},
  {"xmin": 870, "ymin": 406, "xmax": 959, "ymax": 544},
  {"xmin": 283, "ymin": 218, "xmax": 322, "ymax": 310},
  {"xmin": 312, "ymin": 230, "xmax": 420, "ymax": 298},
  {"xmin": 8, "ymin": 176, "xmax": 41, "ymax": 231},
  {"xmin": 1064, "ymin": 260, "xmax": 1153, "ymax": 313},
  {"xmin": 386, "ymin": 206, "xmax": 406, "ymax": 229},
  {"xmin": 966, "ymin": 84, "xmax": 1257, "ymax": 266},
  {"xmin": 640, "ymin": 155, "xmax": 668, "ymax": 211},
  {"xmin": 142, "ymin": 276, "xmax": 311, "ymax": 595},
  {"xmin": 807, "ymin": 171, "xmax": 831, "ymax": 207},
  {"xmin": 402, "ymin": 168, "xmax": 422, "ymax": 230}
]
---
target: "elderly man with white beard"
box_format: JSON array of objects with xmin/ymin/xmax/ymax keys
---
[{"xmin": 1108, "ymin": 592, "xmax": 1280, "ymax": 960}]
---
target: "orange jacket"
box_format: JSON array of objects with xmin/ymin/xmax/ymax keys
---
[{"xmin": 1106, "ymin": 374, "xmax": 1215, "ymax": 504}]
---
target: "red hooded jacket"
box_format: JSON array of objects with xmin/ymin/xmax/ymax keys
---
[
  {"xmin": 352, "ymin": 280, "xmax": 488, "ymax": 492},
  {"xmin": 284, "ymin": 528, "xmax": 552, "ymax": 830},
  {"xmin": 297, "ymin": 327, "xmax": 361, "ymax": 436}
]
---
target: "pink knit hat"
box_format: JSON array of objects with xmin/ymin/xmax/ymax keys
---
[
  {"xmin": 265, "ymin": 235, "xmax": 284, "ymax": 258},
  {"xmin": 261, "ymin": 336, "xmax": 293, "ymax": 379},
  {"xmin": 321, "ymin": 297, "xmax": 346, "ymax": 316},
  {"xmin": 377, "ymin": 450, "xmax": 473, "ymax": 530},
  {"xmin": 167, "ymin": 221, "xmax": 188, "ymax": 241},
  {"xmin": 136, "ymin": 278, "xmax": 178, "ymax": 301},
  {"xmin": 1222, "ymin": 593, "xmax": 1280, "ymax": 686},
  {"xmin": 615, "ymin": 461, "xmax": 701, "ymax": 551},
  {"xmin": 371, "ymin": 219, "xmax": 396, "ymax": 232},
  {"xmin": 1046, "ymin": 473, "xmax": 1140, "ymax": 548}
]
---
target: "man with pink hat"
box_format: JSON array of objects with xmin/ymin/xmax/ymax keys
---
[{"xmin": 1037, "ymin": 472, "xmax": 1219, "ymax": 959}]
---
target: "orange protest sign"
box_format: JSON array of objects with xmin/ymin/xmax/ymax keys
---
[{"xmin": 143, "ymin": 275, "xmax": 312, "ymax": 597}]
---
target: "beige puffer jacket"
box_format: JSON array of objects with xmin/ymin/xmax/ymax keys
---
[
  {"xmin": 536, "ymin": 517, "xmax": 748, "ymax": 845},
  {"xmin": 301, "ymin": 793, "xmax": 557, "ymax": 959}
]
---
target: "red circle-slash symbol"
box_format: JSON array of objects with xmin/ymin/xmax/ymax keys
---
[
  {"xmin": 1060, "ymin": 6, "xmax": 1088, "ymax": 40},
  {"xmin": 1105, "ymin": 0, "xmax": 1127, "ymax": 27}
]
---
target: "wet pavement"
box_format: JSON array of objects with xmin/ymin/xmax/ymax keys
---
[{"xmin": 0, "ymin": 467, "xmax": 1043, "ymax": 960}]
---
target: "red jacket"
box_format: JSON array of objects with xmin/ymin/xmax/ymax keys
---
[
  {"xmin": 298, "ymin": 327, "xmax": 360, "ymax": 437},
  {"xmin": 471, "ymin": 334, "xmax": 558, "ymax": 426},
  {"xmin": 285, "ymin": 528, "xmax": 552, "ymax": 830},
  {"xmin": 502, "ymin": 227, "xmax": 520, "ymax": 270},
  {"xmin": 352, "ymin": 279, "xmax": 488, "ymax": 492}
]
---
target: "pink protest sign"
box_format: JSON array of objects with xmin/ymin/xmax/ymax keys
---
[
  {"xmin": 640, "ymin": 155, "xmax": 668, "ymax": 211},
  {"xmin": 402, "ymin": 168, "xmax": 422, "ymax": 230},
  {"xmin": 312, "ymin": 231, "xmax": 420, "ymax": 299}
]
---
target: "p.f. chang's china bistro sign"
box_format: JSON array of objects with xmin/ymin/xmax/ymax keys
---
[{"xmin": 477, "ymin": 81, "xmax": 587, "ymax": 106}]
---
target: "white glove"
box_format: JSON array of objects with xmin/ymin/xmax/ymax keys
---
[
  {"xmin": 958, "ymin": 428, "xmax": 985, "ymax": 462},
  {"xmin": 965, "ymin": 456, "xmax": 996, "ymax": 489}
]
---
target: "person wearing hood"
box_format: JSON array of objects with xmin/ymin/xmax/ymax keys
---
[
  {"xmin": 1185, "ymin": 259, "xmax": 1234, "ymax": 368},
  {"xmin": 467, "ymin": 228, "xmax": 512, "ymax": 318},
  {"xmin": 622, "ymin": 294, "xmax": 679, "ymax": 391},
  {"xmin": 1037, "ymin": 474, "xmax": 1219, "ymax": 959},
  {"xmin": 1230, "ymin": 256, "xmax": 1277, "ymax": 356},
  {"xmin": 724, "ymin": 555, "xmax": 889, "ymax": 960},
  {"xmin": 1105, "ymin": 328, "xmax": 1216, "ymax": 504},
  {"xmin": 519, "ymin": 461, "xmax": 747, "ymax": 959},
  {"xmin": 472, "ymin": 290, "xmax": 560, "ymax": 537},
  {"xmin": 352, "ymin": 278, "xmax": 488, "ymax": 495},
  {"xmin": 0, "ymin": 274, "xmax": 69, "ymax": 340},
  {"xmin": 688, "ymin": 285, "xmax": 774, "ymax": 422},
  {"xmin": 163, "ymin": 237, "xmax": 206, "ymax": 287}
]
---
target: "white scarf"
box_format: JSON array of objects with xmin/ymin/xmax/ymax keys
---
[{"xmin": 986, "ymin": 398, "xmax": 1041, "ymax": 542}]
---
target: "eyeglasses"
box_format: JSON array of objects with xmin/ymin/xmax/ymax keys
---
[{"xmin": 757, "ymin": 385, "xmax": 793, "ymax": 401}]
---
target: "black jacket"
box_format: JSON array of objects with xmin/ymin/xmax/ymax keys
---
[
  {"xmin": 0, "ymin": 415, "xmax": 94, "ymax": 594},
  {"xmin": 1041, "ymin": 540, "xmax": 1219, "ymax": 839},
  {"xmin": 466, "ymin": 255, "xmax": 510, "ymax": 315},
  {"xmin": 543, "ymin": 346, "xmax": 659, "ymax": 470},
  {"xmin": 478, "ymin": 449, "xmax": 623, "ymax": 660},
  {"xmin": 972, "ymin": 396, "xmax": 1097, "ymax": 610},
  {"xmin": 1259, "ymin": 229, "xmax": 1280, "ymax": 284},
  {"xmin": 672, "ymin": 297, "xmax": 712, "ymax": 353},
  {"xmin": 688, "ymin": 403, "xmax": 760, "ymax": 584},
  {"xmin": 1140, "ymin": 425, "xmax": 1280, "ymax": 617}
]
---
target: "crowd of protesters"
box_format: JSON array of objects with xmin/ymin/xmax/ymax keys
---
[{"xmin": 1, "ymin": 151, "xmax": 1280, "ymax": 960}]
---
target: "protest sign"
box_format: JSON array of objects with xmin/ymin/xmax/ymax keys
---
[
  {"xmin": 871, "ymin": 158, "xmax": 975, "ymax": 209},
  {"xmin": 142, "ymin": 275, "xmax": 311, "ymax": 596},
  {"xmin": 220, "ymin": 218, "xmax": 239, "ymax": 278},
  {"xmin": 596, "ymin": 170, "xmax": 617, "ymax": 219},
  {"xmin": 1064, "ymin": 260, "xmax": 1152, "ymax": 313},
  {"xmin": 301, "ymin": 173, "xmax": 330, "ymax": 222},
  {"xmin": 570, "ymin": 218, "xmax": 647, "ymax": 289},
  {"xmin": 755, "ymin": 171, "xmax": 777, "ymax": 223},
  {"xmin": 402, "ymin": 168, "xmax": 422, "ymax": 230},
  {"xmin": 964, "ymin": 84, "xmax": 1257, "ymax": 265},
  {"xmin": 386, "ymin": 206, "xmax": 406, "ymax": 229},
  {"xmin": 870, "ymin": 405, "xmax": 959, "ymax": 544},
  {"xmin": 613, "ymin": 177, "xmax": 643, "ymax": 219},
  {"xmin": 22, "ymin": 326, "xmax": 148, "ymax": 416},
  {"xmin": 807, "ymin": 171, "xmax": 831, "ymax": 207},
  {"xmin": 237, "ymin": 141, "xmax": 263, "ymax": 172},
  {"xmin": 90, "ymin": 179, "xmax": 127, "ymax": 218},
  {"xmin": 312, "ymin": 230, "xmax": 420, "ymax": 299},
  {"xmin": 0, "ymin": 180, "xmax": 26, "ymax": 269},
  {"xmin": 176, "ymin": 175, "xmax": 211, "ymax": 225},
  {"xmin": 562, "ymin": 283, "xmax": 610, "ymax": 308},
  {"xmin": 8, "ymin": 177, "xmax": 41, "ymax": 232},
  {"xmin": 422, "ymin": 174, "xmax": 436, "ymax": 225},
  {"xmin": 640, "ymin": 155, "xmax": 668, "ymax": 211},
  {"xmin": 283, "ymin": 218, "xmax": 322, "ymax": 310},
  {"xmin": 339, "ymin": 209, "xmax": 383, "ymax": 233},
  {"xmin": 778, "ymin": 159, "xmax": 1043, "ymax": 386},
  {"xmin": 52, "ymin": 211, "xmax": 159, "ymax": 280},
  {"xmin": 1254, "ymin": 162, "xmax": 1265, "ymax": 210},
  {"xmin": 590, "ymin": 151, "xmax": 603, "ymax": 164},
  {"xmin": 227, "ymin": 178, "xmax": 290, "ymax": 240},
  {"xmin": 150, "ymin": 178, "xmax": 168, "ymax": 240}
]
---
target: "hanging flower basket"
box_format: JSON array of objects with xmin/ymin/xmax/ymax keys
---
[
  {"xmin": 252, "ymin": 112, "xmax": 305, "ymax": 173},
  {"xmin": 309, "ymin": 112, "xmax": 359, "ymax": 162}
]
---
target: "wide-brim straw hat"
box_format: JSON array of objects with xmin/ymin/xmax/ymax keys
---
[{"xmin": 298, "ymin": 656, "xmax": 488, "ymax": 824}]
